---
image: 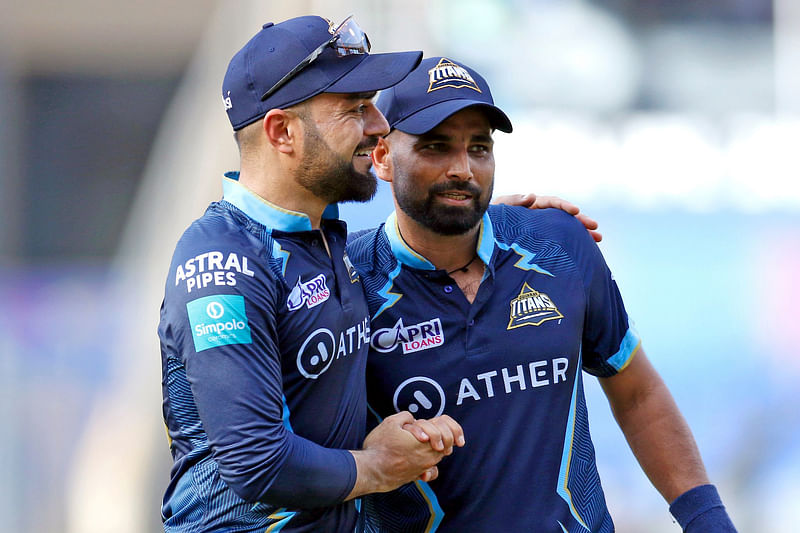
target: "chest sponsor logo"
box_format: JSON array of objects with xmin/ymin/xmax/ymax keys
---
[
  {"xmin": 286, "ymin": 274, "xmax": 331, "ymax": 311},
  {"xmin": 186, "ymin": 294, "xmax": 252, "ymax": 352},
  {"xmin": 296, "ymin": 317, "xmax": 370, "ymax": 379},
  {"xmin": 371, "ymin": 317, "xmax": 444, "ymax": 354},
  {"xmin": 507, "ymin": 282, "xmax": 563, "ymax": 329},
  {"xmin": 391, "ymin": 357, "xmax": 570, "ymax": 416},
  {"xmin": 175, "ymin": 251, "xmax": 255, "ymax": 293}
]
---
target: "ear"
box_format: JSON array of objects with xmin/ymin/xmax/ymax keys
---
[
  {"xmin": 263, "ymin": 109, "xmax": 298, "ymax": 155},
  {"xmin": 371, "ymin": 137, "xmax": 393, "ymax": 183}
]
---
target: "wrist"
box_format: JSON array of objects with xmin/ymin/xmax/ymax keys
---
[{"xmin": 669, "ymin": 484, "xmax": 737, "ymax": 532}]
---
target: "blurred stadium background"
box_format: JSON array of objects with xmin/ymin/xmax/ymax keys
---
[{"xmin": 1, "ymin": 1, "xmax": 798, "ymax": 531}]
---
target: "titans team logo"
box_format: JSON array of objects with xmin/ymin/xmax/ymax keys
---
[
  {"xmin": 427, "ymin": 58, "xmax": 482, "ymax": 93},
  {"xmin": 507, "ymin": 282, "xmax": 563, "ymax": 329}
]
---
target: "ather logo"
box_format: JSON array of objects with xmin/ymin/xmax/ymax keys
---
[{"xmin": 296, "ymin": 317, "xmax": 370, "ymax": 379}]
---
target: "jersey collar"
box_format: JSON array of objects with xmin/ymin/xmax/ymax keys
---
[
  {"xmin": 222, "ymin": 172, "xmax": 339, "ymax": 232},
  {"xmin": 383, "ymin": 211, "xmax": 496, "ymax": 271}
]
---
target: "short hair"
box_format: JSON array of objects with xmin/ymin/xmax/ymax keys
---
[{"xmin": 233, "ymin": 101, "xmax": 311, "ymax": 155}]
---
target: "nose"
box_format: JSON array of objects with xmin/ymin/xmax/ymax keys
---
[
  {"xmin": 363, "ymin": 104, "xmax": 390, "ymax": 137},
  {"xmin": 446, "ymin": 149, "xmax": 473, "ymax": 181}
]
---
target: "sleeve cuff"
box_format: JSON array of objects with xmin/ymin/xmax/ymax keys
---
[{"xmin": 669, "ymin": 484, "xmax": 737, "ymax": 532}]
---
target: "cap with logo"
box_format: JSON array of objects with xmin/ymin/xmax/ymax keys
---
[
  {"xmin": 223, "ymin": 15, "xmax": 423, "ymax": 131},
  {"xmin": 376, "ymin": 56, "xmax": 513, "ymax": 135}
]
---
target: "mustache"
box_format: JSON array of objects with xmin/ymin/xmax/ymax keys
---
[
  {"xmin": 355, "ymin": 136, "xmax": 380, "ymax": 153},
  {"xmin": 429, "ymin": 180, "xmax": 482, "ymax": 197}
]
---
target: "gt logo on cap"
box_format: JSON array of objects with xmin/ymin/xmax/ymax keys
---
[{"xmin": 427, "ymin": 58, "xmax": 481, "ymax": 93}]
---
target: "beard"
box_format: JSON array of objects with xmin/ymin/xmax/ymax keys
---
[
  {"xmin": 294, "ymin": 121, "xmax": 377, "ymax": 205},
  {"xmin": 394, "ymin": 168, "xmax": 493, "ymax": 236}
]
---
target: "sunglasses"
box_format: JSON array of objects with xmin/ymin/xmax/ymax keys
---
[{"xmin": 260, "ymin": 15, "xmax": 372, "ymax": 102}]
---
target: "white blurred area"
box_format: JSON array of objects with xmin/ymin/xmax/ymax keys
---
[{"xmin": 1, "ymin": 1, "xmax": 798, "ymax": 532}]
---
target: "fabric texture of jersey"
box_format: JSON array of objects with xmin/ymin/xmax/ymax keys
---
[
  {"xmin": 347, "ymin": 205, "xmax": 641, "ymax": 533},
  {"xmin": 158, "ymin": 173, "xmax": 371, "ymax": 532}
]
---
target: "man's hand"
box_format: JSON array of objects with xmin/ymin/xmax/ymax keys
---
[
  {"xmin": 402, "ymin": 414, "xmax": 465, "ymax": 455},
  {"xmin": 347, "ymin": 412, "xmax": 463, "ymax": 499},
  {"xmin": 493, "ymin": 193, "xmax": 602, "ymax": 242}
]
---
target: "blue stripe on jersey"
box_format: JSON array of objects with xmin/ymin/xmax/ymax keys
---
[
  {"xmin": 367, "ymin": 402, "xmax": 384, "ymax": 423},
  {"xmin": 372, "ymin": 262, "xmax": 403, "ymax": 320},
  {"xmin": 495, "ymin": 240, "xmax": 554, "ymax": 276},
  {"xmin": 558, "ymin": 521, "xmax": 569, "ymax": 533},
  {"xmin": 270, "ymin": 236, "xmax": 291, "ymax": 277},
  {"xmin": 264, "ymin": 508, "xmax": 296, "ymax": 532},
  {"xmin": 606, "ymin": 327, "xmax": 641, "ymax": 372},
  {"xmin": 222, "ymin": 173, "xmax": 339, "ymax": 232},
  {"xmin": 282, "ymin": 395, "xmax": 294, "ymax": 432},
  {"xmin": 556, "ymin": 362, "xmax": 591, "ymax": 530},
  {"xmin": 414, "ymin": 481, "xmax": 444, "ymax": 532},
  {"xmin": 384, "ymin": 213, "xmax": 436, "ymax": 270},
  {"xmin": 475, "ymin": 213, "xmax": 495, "ymax": 265}
]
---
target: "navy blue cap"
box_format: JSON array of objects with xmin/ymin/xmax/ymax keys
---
[
  {"xmin": 376, "ymin": 57, "xmax": 512, "ymax": 135},
  {"xmin": 223, "ymin": 16, "xmax": 423, "ymax": 131}
]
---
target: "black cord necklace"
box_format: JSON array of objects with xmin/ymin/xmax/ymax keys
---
[
  {"xmin": 396, "ymin": 224, "xmax": 478, "ymax": 276},
  {"xmin": 447, "ymin": 253, "xmax": 478, "ymax": 275}
]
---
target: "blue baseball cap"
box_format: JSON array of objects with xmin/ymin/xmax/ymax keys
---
[
  {"xmin": 223, "ymin": 16, "xmax": 423, "ymax": 131},
  {"xmin": 376, "ymin": 57, "xmax": 512, "ymax": 135}
]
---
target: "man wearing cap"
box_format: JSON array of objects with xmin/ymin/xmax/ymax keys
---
[
  {"xmin": 157, "ymin": 18, "xmax": 467, "ymax": 533},
  {"xmin": 349, "ymin": 57, "xmax": 737, "ymax": 532}
]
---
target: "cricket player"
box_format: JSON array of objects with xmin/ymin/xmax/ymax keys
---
[
  {"xmin": 158, "ymin": 18, "xmax": 464, "ymax": 532},
  {"xmin": 348, "ymin": 57, "xmax": 737, "ymax": 532}
]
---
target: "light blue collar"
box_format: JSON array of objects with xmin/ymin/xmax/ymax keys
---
[
  {"xmin": 383, "ymin": 211, "xmax": 495, "ymax": 270},
  {"xmin": 222, "ymin": 171, "xmax": 339, "ymax": 232}
]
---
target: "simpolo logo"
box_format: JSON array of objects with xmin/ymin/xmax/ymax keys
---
[
  {"xmin": 186, "ymin": 294, "xmax": 252, "ymax": 352},
  {"xmin": 370, "ymin": 317, "xmax": 445, "ymax": 354}
]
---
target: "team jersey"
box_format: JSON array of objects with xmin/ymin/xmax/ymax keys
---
[
  {"xmin": 347, "ymin": 205, "xmax": 641, "ymax": 533},
  {"xmin": 158, "ymin": 173, "xmax": 371, "ymax": 532}
]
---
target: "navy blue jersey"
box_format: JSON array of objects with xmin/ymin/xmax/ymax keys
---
[
  {"xmin": 159, "ymin": 174, "xmax": 371, "ymax": 532},
  {"xmin": 348, "ymin": 205, "xmax": 641, "ymax": 533}
]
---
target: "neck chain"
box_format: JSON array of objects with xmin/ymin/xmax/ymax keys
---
[{"xmin": 447, "ymin": 253, "xmax": 478, "ymax": 275}]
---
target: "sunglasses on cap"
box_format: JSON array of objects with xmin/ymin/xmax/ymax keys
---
[{"xmin": 260, "ymin": 15, "xmax": 371, "ymax": 101}]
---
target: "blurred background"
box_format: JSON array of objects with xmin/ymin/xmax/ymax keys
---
[{"xmin": 1, "ymin": 0, "xmax": 798, "ymax": 531}]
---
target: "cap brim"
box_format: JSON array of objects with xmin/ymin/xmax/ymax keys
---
[
  {"xmin": 393, "ymin": 100, "xmax": 513, "ymax": 135},
  {"xmin": 326, "ymin": 51, "xmax": 423, "ymax": 94}
]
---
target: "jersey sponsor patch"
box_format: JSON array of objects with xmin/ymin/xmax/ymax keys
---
[
  {"xmin": 427, "ymin": 57, "xmax": 481, "ymax": 93},
  {"xmin": 507, "ymin": 282, "xmax": 563, "ymax": 329},
  {"xmin": 286, "ymin": 274, "xmax": 331, "ymax": 311},
  {"xmin": 174, "ymin": 251, "xmax": 255, "ymax": 293},
  {"xmin": 187, "ymin": 294, "xmax": 252, "ymax": 352},
  {"xmin": 371, "ymin": 317, "xmax": 444, "ymax": 354},
  {"xmin": 296, "ymin": 317, "xmax": 370, "ymax": 379}
]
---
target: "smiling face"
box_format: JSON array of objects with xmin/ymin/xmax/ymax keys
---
[
  {"xmin": 293, "ymin": 91, "xmax": 390, "ymax": 204},
  {"xmin": 381, "ymin": 107, "xmax": 495, "ymax": 235}
]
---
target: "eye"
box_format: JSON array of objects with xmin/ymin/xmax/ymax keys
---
[
  {"xmin": 420, "ymin": 142, "xmax": 448, "ymax": 152},
  {"xmin": 469, "ymin": 143, "xmax": 491, "ymax": 154}
]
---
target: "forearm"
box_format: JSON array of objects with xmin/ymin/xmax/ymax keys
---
[
  {"xmin": 599, "ymin": 352, "xmax": 708, "ymax": 503},
  {"xmin": 607, "ymin": 376, "xmax": 708, "ymax": 502}
]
